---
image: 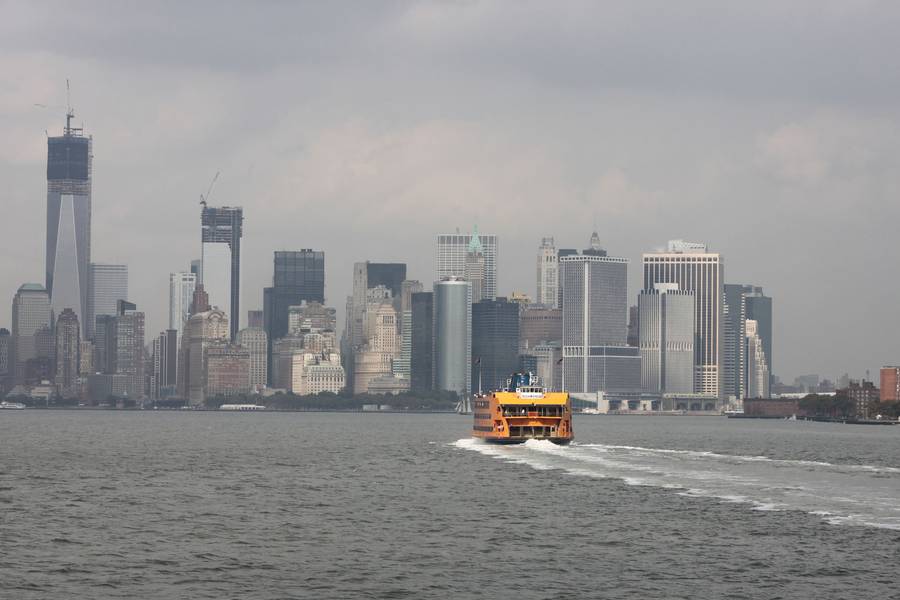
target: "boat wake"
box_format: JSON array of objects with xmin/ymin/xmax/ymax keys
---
[{"xmin": 453, "ymin": 438, "xmax": 900, "ymax": 531}]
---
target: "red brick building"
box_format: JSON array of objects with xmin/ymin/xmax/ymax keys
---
[{"xmin": 880, "ymin": 366, "xmax": 900, "ymax": 403}]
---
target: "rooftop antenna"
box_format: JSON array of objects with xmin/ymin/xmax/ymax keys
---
[{"xmin": 65, "ymin": 79, "xmax": 74, "ymax": 135}]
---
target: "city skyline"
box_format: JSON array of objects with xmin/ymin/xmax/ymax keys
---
[{"xmin": 3, "ymin": 3, "xmax": 900, "ymax": 383}]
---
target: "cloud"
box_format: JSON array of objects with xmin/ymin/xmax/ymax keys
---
[{"xmin": 3, "ymin": 1, "xmax": 900, "ymax": 382}]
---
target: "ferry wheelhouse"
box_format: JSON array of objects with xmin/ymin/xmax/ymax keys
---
[{"xmin": 472, "ymin": 372, "xmax": 572, "ymax": 444}]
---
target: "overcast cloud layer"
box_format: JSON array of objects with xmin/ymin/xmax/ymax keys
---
[{"xmin": 3, "ymin": 1, "xmax": 900, "ymax": 382}]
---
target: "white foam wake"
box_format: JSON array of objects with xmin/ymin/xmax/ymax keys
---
[{"xmin": 452, "ymin": 438, "xmax": 900, "ymax": 531}]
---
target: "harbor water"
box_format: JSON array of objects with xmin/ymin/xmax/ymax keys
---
[{"xmin": 2, "ymin": 411, "xmax": 898, "ymax": 599}]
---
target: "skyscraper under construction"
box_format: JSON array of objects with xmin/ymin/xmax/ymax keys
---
[{"xmin": 46, "ymin": 110, "xmax": 92, "ymax": 335}]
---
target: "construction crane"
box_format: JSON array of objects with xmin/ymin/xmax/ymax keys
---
[{"xmin": 200, "ymin": 171, "xmax": 220, "ymax": 207}]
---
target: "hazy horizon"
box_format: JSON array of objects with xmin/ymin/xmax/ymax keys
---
[{"xmin": 3, "ymin": 1, "xmax": 900, "ymax": 383}]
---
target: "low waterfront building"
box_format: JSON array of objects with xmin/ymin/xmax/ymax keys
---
[{"xmin": 841, "ymin": 380, "xmax": 879, "ymax": 420}]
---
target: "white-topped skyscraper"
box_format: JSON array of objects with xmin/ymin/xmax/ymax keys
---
[
  {"xmin": 46, "ymin": 109, "xmax": 92, "ymax": 335},
  {"xmin": 536, "ymin": 237, "xmax": 559, "ymax": 308},
  {"xmin": 435, "ymin": 227, "xmax": 498, "ymax": 300},
  {"xmin": 642, "ymin": 240, "xmax": 724, "ymax": 398}
]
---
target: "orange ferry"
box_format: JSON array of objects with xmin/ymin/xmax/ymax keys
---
[{"xmin": 472, "ymin": 372, "xmax": 573, "ymax": 444}]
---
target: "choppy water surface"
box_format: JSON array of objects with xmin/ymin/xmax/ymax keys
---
[{"xmin": 1, "ymin": 412, "xmax": 898, "ymax": 599}]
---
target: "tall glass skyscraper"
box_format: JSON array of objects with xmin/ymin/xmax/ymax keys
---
[{"xmin": 46, "ymin": 112, "xmax": 91, "ymax": 335}]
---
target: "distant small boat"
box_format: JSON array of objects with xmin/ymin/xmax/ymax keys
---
[
  {"xmin": 219, "ymin": 404, "xmax": 266, "ymax": 411},
  {"xmin": 0, "ymin": 401, "xmax": 26, "ymax": 410}
]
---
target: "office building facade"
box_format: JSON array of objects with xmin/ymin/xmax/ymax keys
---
[
  {"xmin": 237, "ymin": 327, "xmax": 268, "ymax": 391},
  {"xmin": 86, "ymin": 264, "xmax": 127, "ymax": 339},
  {"xmin": 643, "ymin": 240, "xmax": 723, "ymax": 397},
  {"xmin": 638, "ymin": 284, "xmax": 694, "ymax": 394},
  {"xmin": 150, "ymin": 329, "xmax": 178, "ymax": 399},
  {"xmin": 54, "ymin": 308, "xmax": 81, "ymax": 398},
  {"xmin": 519, "ymin": 306, "xmax": 561, "ymax": 352},
  {"xmin": 723, "ymin": 284, "xmax": 773, "ymax": 400},
  {"xmin": 745, "ymin": 320, "xmax": 770, "ymax": 399},
  {"xmin": 561, "ymin": 243, "xmax": 639, "ymax": 393},
  {"xmin": 471, "ymin": 298, "xmax": 520, "ymax": 393},
  {"xmin": 436, "ymin": 229, "xmax": 498, "ymax": 300},
  {"xmin": 183, "ymin": 309, "xmax": 229, "ymax": 404},
  {"xmin": 263, "ymin": 250, "xmax": 325, "ymax": 381},
  {"xmin": 11, "ymin": 284, "xmax": 52, "ymax": 384},
  {"xmin": 113, "ymin": 301, "xmax": 145, "ymax": 399},
  {"xmin": 410, "ymin": 292, "xmax": 434, "ymax": 392}
]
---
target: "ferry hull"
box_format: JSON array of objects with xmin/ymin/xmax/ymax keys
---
[{"xmin": 483, "ymin": 436, "xmax": 572, "ymax": 445}]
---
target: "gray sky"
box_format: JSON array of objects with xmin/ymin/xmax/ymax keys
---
[{"xmin": 2, "ymin": 1, "xmax": 900, "ymax": 383}]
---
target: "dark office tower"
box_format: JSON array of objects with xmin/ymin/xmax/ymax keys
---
[
  {"xmin": 264, "ymin": 250, "xmax": 326, "ymax": 339},
  {"xmin": 627, "ymin": 305, "xmax": 639, "ymax": 348},
  {"xmin": 151, "ymin": 329, "xmax": 178, "ymax": 399},
  {"xmin": 201, "ymin": 205, "xmax": 243, "ymax": 339},
  {"xmin": 365, "ymin": 263, "xmax": 406, "ymax": 299},
  {"xmin": 54, "ymin": 308, "xmax": 80, "ymax": 398},
  {"xmin": 0, "ymin": 328, "xmax": 10, "ymax": 379},
  {"xmin": 46, "ymin": 111, "xmax": 92, "ymax": 335},
  {"xmin": 471, "ymin": 298, "xmax": 520, "ymax": 393},
  {"xmin": 263, "ymin": 250, "xmax": 325, "ymax": 382},
  {"xmin": 410, "ymin": 292, "xmax": 434, "ymax": 392},
  {"xmin": 93, "ymin": 314, "xmax": 116, "ymax": 374}
]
